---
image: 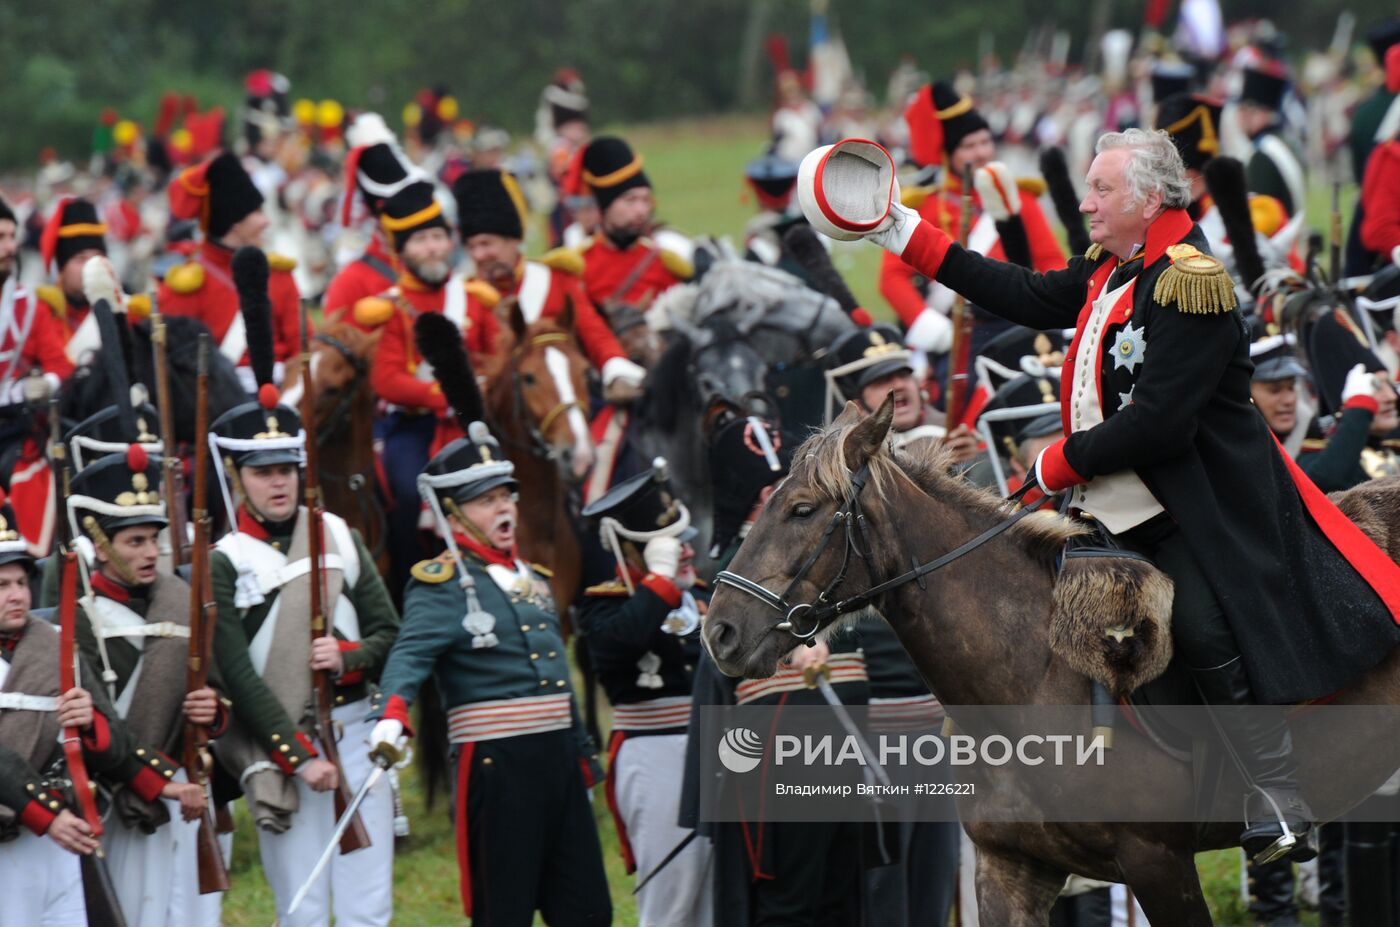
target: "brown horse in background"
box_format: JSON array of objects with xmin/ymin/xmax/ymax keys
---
[
  {"xmin": 704, "ymin": 398, "xmax": 1400, "ymax": 926},
  {"xmin": 282, "ymin": 320, "xmax": 388, "ymax": 575},
  {"xmin": 479, "ymin": 297, "xmax": 596, "ymax": 616}
]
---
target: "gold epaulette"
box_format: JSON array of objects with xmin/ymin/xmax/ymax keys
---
[
  {"xmin": 410, "ymin": 553, "xmax": 456, "ymax": 584},
  {"xmin": 126, "ymin": 293, "xmax": 152, "ymax": 322},
  {"xmin": 1084, "ymin": 243, "xmax": 1106, "ymax": 261},
  {"xmin": 584, "ymin": 579, "xmax": 629, "ymax": 597},
  {"xmin": 531, "ymin": 563, "xmax": 554, "ymax": 578},
  {"xmin": 267, "ymin": 252, "xmax": 298, "ymax": 273},
  {"xmin": 659, "ymin": 248, "xmax": 693, "ymax": 281},
  {"xmin": 466, "ymin": 279, "xmax": 501, "ymax": 309},
  {"xmin": 539, "ymin": 247, "xmax": 584, "ymax": 276},
  {"xmin": 353, "ymin": 295, "xmax": 396, "ymax": 328},
  {"xmin": 1153, "ymin": 244, "xmax": 1237, "ymax": 315},
  {"xmin": 1016, "ymin": 177, "xmax": 1048, "ymax": 197},
  {"xmin": 165, "ymin": 262, "xmax": 205, "ymax": 295},
  {"xmin": 900, "ymin": 186, "xmax": 935, "ymax": 210},
  {"xmin": 1300, "ymin": 439, "xmax": 1328, "ymax": 451},
  {"xmin": 34, "ymin": 285, "xmax": 66, "ymax": 316}
]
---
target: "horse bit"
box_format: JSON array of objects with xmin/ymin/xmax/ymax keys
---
[
  {"xmin": 715, "ymin": 465, "xmax": 1048, "ymax": 642},
  {"xmin": 511, "ymin": 332, "xmax": 587, "ymax": 462}
]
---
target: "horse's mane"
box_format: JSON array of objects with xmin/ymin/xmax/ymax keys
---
[
  {"xmin": 637, "ymin": 333, "xmax": 695, "ymax": 433},
  {"xmin": 792, "ymin": 419, "xmax": 1088, "ymax": 562}
]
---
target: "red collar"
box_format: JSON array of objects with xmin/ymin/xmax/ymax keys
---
[
  {"xmin": 90, "ymin": 572, "xmax": 133, "ymax": 603},
  {"xmin": 237, "ymin": 506, "xmax": 274, "ymax": 541},
  {"xmin": 199, "ymin": 240, "xmax": 235, "ymax": 273},
  {"xmin": 452, "ymin": 531, "xmax": 517, "ymax": 568},
  {"xmin": 1141, "ymin": 208, "xmax": 1194, "ymax": 265}
]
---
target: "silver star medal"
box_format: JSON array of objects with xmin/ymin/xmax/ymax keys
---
[
  {"xmin": 460, "ymin": 578, "xmax": 499, "ymax": 649},
  {"xmin": 1112, "ymin": 322, "xmax": 1146, "ymax": 374},
  {"xmin": 1118, "ymin": 385, "xmax": 1135, "ymax": 411},
  {"xmin": 635, "ymin": 651, "xmax": 664, "ymax": 689},
  {"xmin": 662, "ymin": 592, "xmax": 701, "ymax": 636}
]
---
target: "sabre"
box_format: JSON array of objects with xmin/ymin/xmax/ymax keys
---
[
  {"xmin": 804, "ymin": 664, "xmax": 891, "ymax": 789},
  {"xmin": 284, "ymin": 739, "xmax": 405, "ymax": 918}
]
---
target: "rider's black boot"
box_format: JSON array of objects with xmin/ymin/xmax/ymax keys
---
[{"xmin": 1192, "ymin": 657, "xmax": 1315, "ymax": 865}]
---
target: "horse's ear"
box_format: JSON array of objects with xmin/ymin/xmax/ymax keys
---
[
  {"xmin": 556, "ymin": 294, "xmax": 575, "ymax": 332},
  {"xmin": 498, "ymin": 296, "xmax": 527, "ymax": 342},
  {"xmin": 842, "ymin": 393, "xmax": 894, "ymax": 471}
]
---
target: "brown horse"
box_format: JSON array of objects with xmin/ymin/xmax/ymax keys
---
[
  {"xmin": 479, "ymin": 297, "xmax": 595, "ymax": 612},
  {"xmin": 281, "ymin": 320, "xmax": 388, "ymax": 575},
  {"xmin": 704, "ymin": 397, "xmax": 1400, "ymax": 926}
]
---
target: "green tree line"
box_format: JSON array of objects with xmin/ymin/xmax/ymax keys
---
[{"xmin": 1, "ymin": 0, "xmax": 1395, "ymax": 170}]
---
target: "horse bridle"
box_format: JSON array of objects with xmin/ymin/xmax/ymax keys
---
[
  {"xmin": 510, "ymin": 331, "xmax": 587, "ymax": 461},
  {"xmin": 311, "ymin": 332, "xmax": 369, "ymax": 446},
  {"xmin": 714, "ymin": 467, "xmax": 1049, "ymax": 641}
]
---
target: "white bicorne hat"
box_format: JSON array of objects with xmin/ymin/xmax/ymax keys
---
[{"xmin": 796, "ymin": 138, "xmax": 896, "ymax": 242}]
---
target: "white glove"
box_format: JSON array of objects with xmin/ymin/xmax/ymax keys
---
[
  {"xmin": 1341, "ymin": 363, "xmax": 1378, "ymax": 405},
  {"xmin": 369, "ymin": 719, "xmax": 405, "ymax": 752},
  {"xmin": 642, "ymin": 536, "xmax": 682, "ymax": 579},
  {"xmin": 973, "ymin": 162, "xmax": 1021, "ymax": 222},
  {"xmin": 10, "ymin": 372, "xmax": 58, "ymax": 405},
  {"xmin": 601, "ymin": 356, "xmax": 646, "ymax": 388},
  {"xmin": 866, "ymin": 187, "xmax": 924, "ymax": 257},
  {"xmin": 81, "ymin": 255, "xmax": 125, "ymax": 313},
  {"xmin": 1032, "ymin": 448, "xmax": 1057, "ymax": 495},
  {"xmin": 905, "ymin": 308, "xmax": 953, "ymax": 354}
]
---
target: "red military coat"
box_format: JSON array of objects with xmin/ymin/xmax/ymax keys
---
[
  {"xmin": 581, "ymin": 233, "xmax": 687, "ymax": 308},
  {"xmin": 157, "ymin": 241, "xmax": 302, "ymax": 365},
  {"xmin": 323, "ymin": 236, "xmax": 398, "ymax": 332}
]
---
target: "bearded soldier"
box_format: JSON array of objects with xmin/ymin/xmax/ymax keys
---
[
  {"xmin": 207, "ymin": 329, "xmax": 400, "ymax": 925},
  {"xmin": 69, "ymin": 446, "xmax": 225, "ymax": 927},
  {"xmin": 369, "ymin": 400, "xmax": 610, "ymax": 925},
  {"xmin": 454, "ymin": 168, "xmax": 647, "ymax": 403},
  {"xmin": 836, "ymin": 126, "xmax": 1400, "ymax": 863},
  {"xmin": 574, "ymin": 136, "xmax": 693, "ymax": 309},
  {"xmin": 578, "ymin": 460, "xmax": 712, "ymax": 926}
]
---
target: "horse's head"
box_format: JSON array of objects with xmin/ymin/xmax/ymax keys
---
[
  {"xmin": 499, "ymin": 297, "xmax": 596, "ymax": 482},
  {"xmin": 704, "ymin": 395, "xmax": 896, "ymax": 678},
  {"xmin": 278, "ymin": 321, "xmax": 380, "ymax": 436}
]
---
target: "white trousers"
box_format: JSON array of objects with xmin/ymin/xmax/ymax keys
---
[
  {"xmin": 0, "ymin": 828, "xmax": 85, "ymax": 927},
  {"xmin": 615, "ymin": 733, "xmax": 714, "ymax": 927},
  {"xmin": 104, "ymin": 768, "xmax": 221, "ymax": 927},
  {"xmin": 258, "ymin": 700, "xmax": 396, "ymax": 927}
]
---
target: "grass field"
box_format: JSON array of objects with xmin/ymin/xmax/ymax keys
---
[{"xmin": 220, "ymin": 115, "xmax": 1351, "ymax": 925}]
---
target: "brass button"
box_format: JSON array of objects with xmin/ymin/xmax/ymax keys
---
[
  {"xmin": 530, "ymin": 653, "xmax": 539, "ymax": 660},
  {"xmin": 548, "ymin": 651, "xmax": 557, "ymax": 658},
  {"xmin": 136, "ymin": 748, "xmax": 146, "ymax": 757},
  {"xmin": 521, "ymin": 625, "xmax": 530, "ymax": 633},
  {"xmin": 150, "ymin": 758, "xmax": 160, "ymax": 766},
  {"xmin": 539, "ymin": 680, "xmax": 548, "ymax": 687},
  {"xmin": 482, "ymin": 757, "xmax": 494, "ymax": 766},
  {"xmin": 556, "ymin": 680, "xmax": 566, "ymax": 688},
  {"xmin": 26, "ymin": 783, "xmax": 35, "ymax": 793},
  {"xmin": 290, "ymin": 756, "xmax": 300, "ymax": 764},
  {"xmin": 538, "ymin": 623, "xmax": 546, "ymax": 630},
  {"xmin": 280, "ymin": 744, "xmax": 291, "ymax": 753},
  {"xmin": 270, "ymin": 734, "xmax": 281, "ymax": 742},
  {"xmin": 335, "ymin": 695, "xmax": 345, "ymax": 705},
  {"xmin": 49, "ymin": 801, "xmax": 60, "ymax": 810},
  {"xmin": 164, "ymin": 769, "xmax": 174, "ymax": 778}
]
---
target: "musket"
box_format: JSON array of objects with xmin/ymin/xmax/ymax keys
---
[
  {"xmin": 149, "ymin": 306, "xmax": 188, "ymax": 566},
  {"xmin": 52, "ymin": 389, "xmax": 129, "ymax": 927},
  {"xmin": 944, "ymin": 164, "xmax": 978, "ymax": 426},
  {"xmin": 300, "ymin": 303, "xmax": 371, "ymax": 855},
  {"xmin": 182, "ymin": 335, "xmax": 230, "ymax": 893},
  {"xmin": 1329, "ymin": 182, "xmax": 1342, "ymax": 288}
]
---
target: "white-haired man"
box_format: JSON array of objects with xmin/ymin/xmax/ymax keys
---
[{"xmin": 858, "ymin": 127, "xmax": 1400, "ymax": 865}]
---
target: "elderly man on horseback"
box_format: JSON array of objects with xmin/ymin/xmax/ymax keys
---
[{"xmin": 838, "ymin": 127, "xmax": 1400, "ymax": 865}]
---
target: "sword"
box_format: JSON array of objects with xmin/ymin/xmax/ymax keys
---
[
  {"xmin": 284, "ymin": 739, "xmax": 405, "ymax": 918},
  {"xmin": 804, "ymin": 665, "xmax": 891, "ymax": 789}
]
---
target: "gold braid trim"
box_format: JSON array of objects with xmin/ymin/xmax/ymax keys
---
[
  {"xmin": 1152, "ymin": 244, "xmax": 1237, "ymax": 315},
  {"xmin": 1085, "ymin": 243, "xmax": 1105, "ymax": 261},
  {"xmin": 82, "ymin": 516, "xmax": 140, "ymax": 586}
]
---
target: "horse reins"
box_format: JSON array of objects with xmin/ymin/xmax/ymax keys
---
[
  {"xmin": 310, "ymin": 332, "xmax": 369, "ymax": 446},
  {"xmin": 714, "ymin": 467, "xmax": 1049, "ymax": 640},
  {"xmin": 510, "ymin": 331, "xmax": 587, "ymax": 461}
]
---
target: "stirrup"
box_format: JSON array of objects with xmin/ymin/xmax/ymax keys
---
[{"xmin": 1242, "ymin": 789, "xmax": 1313, "ymax": 865}]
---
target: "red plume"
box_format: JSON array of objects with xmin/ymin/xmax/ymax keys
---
[
  {"xmin": 560, "ymin": 146, "xmax": 587, "ymax": 198},
  {"xmin": 340, "ymin": 145, "xmax": 367, "ymax": 227},
  {"xmin": 154, "ymin": 92, "xmax": 180, "ymax": 138},
  {"xmin": 904, "ymin": 85, "xmax": 944, "ymax": 169},
  {"xmin": 167, "ymin": 160, "xmax": 212, "ymax": 227},
  {"xmin": 258, "ymin": 383, "xmax": 281, "ymax": 410},
  {"xmin": 39, "ymin": 197, "xmax": 74, "ymax": 274}
]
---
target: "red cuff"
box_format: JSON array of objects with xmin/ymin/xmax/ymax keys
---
[
  {"xmin": 640, "ymin": 573, "xmax": 683, "ymax": 607},
  {"xmin": 382, "ymin": 694, "xmax": 416, "ymax": 738},
  {"xmin": 1037, "ymin": 438, "xmax": 1087, "ymax": 493},
  {"xmin": 580, "ymin": 757, "xmax": 597, "ymax": 789},
  {"xmin": 269, "ymin": 731, "xmax": 320, "ymax": 775},
  {"xmin": 1343, "ymin": 394, "xmax": 1380, "ymax": 415},
  {"xmin": 80, "ymin": 713, "xmax": 111, "ymax": 753},
  {"xmin": 19, "ymin": 799, "xmax": 59, "ymax": 835},
  {"xmin": 337, "ymin": 640, "xmax": 365, "ymax": 687},
  {"xmin": 900, "ymin": 221, "xmax": 954, "ymax": 278},
  {"xmin": 208, "ymin": 702, "xmax": 231, "ymax": 739},
  {"xmin": 129, "ymin": 765, "xmax": 168, "ymax": 803}
]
